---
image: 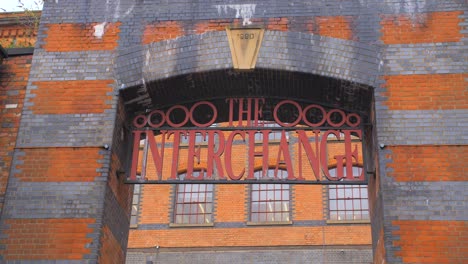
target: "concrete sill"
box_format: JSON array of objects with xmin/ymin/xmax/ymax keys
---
[
  {"xmin": 326, "ymin": 220, "xmax": 370, "ymax": 225},
  {"xmin": 169, "ymin": 223, "xmax": 214, "ymax": 228},
  {"xmin": 246, "ymin": 221, "xmax": 293, "ymax": 226}
]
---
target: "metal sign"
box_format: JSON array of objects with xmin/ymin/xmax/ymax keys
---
[{"xmin": 127, "ymin": 98, "xmax": 367, "ymax": 185}]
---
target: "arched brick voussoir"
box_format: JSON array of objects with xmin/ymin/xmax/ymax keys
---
[{"xmin": 116, "ymin": 31, "xmax": 381, "ymax": 89}]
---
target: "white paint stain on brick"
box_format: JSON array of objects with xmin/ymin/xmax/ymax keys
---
[
  {"xmin": 215, "ymin": 4, "xmax": 256, "ymax": 26},
  {"xmin": 145, "ymin": 50, "xmax": 151, "ymax": 66},
  {"xmin": 93, "ymin": 22, "xmax": 107, "ymax": 39},
  {"xmin": 5, "ymin": 104, "xmax": 18, "ymax": 109}
]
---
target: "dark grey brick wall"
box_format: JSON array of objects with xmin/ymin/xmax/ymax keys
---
[
  {"xmin": 126, "ymin": 248, "xmax": 373, "ymax": 264},
  {"xmin": 116, "ymin": 31, "xmax": 380, "ymax": 89},
  {"xmin": 2, "ymin": 0, "xmax": 467, "ymax": 263}
]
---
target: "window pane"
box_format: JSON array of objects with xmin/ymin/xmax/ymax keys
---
[
  {"xmin": 353, "ymin": 188, "xmax": 360, "ymax": 197},
  {"xmin": 338, "ymin": 188, "xmax": 344, "ymax": 197},
  {"xmin": 250, "ymin": 171, "xmax": 290, "ymax": 222},
  {"xmin": 328, "ymin": 172, "xmax": 369, "ymax": 221},
  {"xmin": 251, "ymin": 213, "xmax": 258, "ymax": 222},
  {"xmin": 361, "ymin": 188, "xmax": 368, "ymax": 199},
  {"xmin": 362, "ymin": 199, "xmax": 369, "ymax": 210},
  {"xmin": 174, "ymin": 181, "xmax": 213, "ymax": 224},
  {"xmin": 274, "ymin": 213, "xmax": 282, "ymax": 221},
  {"xmin": 353, "ymin": 200, "xmax": 361, "ymax": 210},
  {"xmin": 282, "ymin": 212, "xmax": 290, "ymax": 222},
  {"xmin": 274, "ymin": 201, "xmax": 282, "ymax": 211},
  {"xmin": 338, "ymin": 200, "xmax": 345, "ymax": 210}
]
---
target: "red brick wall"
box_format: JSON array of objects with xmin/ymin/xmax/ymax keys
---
[
  {"xmin": 142, "ymin": 15, "xmax": 356, "ymax": 45},
  {"xmin": 314, "ymin": 16, "xmax": 354, "ymax": 40},
  {"xmin": 0, "ymin": 218, "xmax": 95, "ymax": 260},
  {"xmin": 129, "ymin": 225, "xmax": 371, "ymax": 248},
  {"xmin": 0, "ymin": 55, "xmax": 30, "ymax": 209},
  {"xmin": 43, "ymin": 23, "xmax": 121, "ymax": 51},
  {"xmin": 0, "ymin": 12, "xmax": 39, "ymax": 47},
  {"xmin": 15, "ymin": 148, "xmax": 104, "ymax": 182},
  {"xmin": 392, "ymin": 220, "xmax": 468, "ymax": 263},
  {"xmin": 143, "ymin": 21, "xmax": 185, "ymax": 44},
  {"xmin": 382, "ymin": 74, "xmax": 467, "ymax": 110},
  {"xmin": 29, "ymin": 80, "xmax": 114, "ymax": 114},
  {"xmin": 386, "ymin": 146, "xmax": 467, "ymax": 182},
  {"xmin": 381, "ymin": 11, "xmax": 463, "ymax": 44},
  {"xmin": 99, "ymin": 225, "xmax": 125, "ymax": 264}
]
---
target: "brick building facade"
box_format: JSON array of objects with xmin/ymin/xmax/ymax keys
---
[{"xmin": 0, "ymin": 0, "xmax": 467, "ymax": 263}]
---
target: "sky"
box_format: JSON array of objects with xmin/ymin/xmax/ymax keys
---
[{"xmin": 1, "ymin": 0, "xmax": 43, "ymax": 12}]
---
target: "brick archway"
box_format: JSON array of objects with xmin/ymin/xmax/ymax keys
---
[{"xmin": 117, "ymin": 30, "xmax": 382, "ymax": 263}]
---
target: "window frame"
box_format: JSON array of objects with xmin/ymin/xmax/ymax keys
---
[
  {"xmin": 170, "ymin": 170, "xmax": 215, "ymax": 227},
  {"xmin": 327, "ymin": 166, "xmax": 370, "ymax": 224},
  {"xmin": 247, "ymin": 169, "xmax": 292, "ymax": 226}
]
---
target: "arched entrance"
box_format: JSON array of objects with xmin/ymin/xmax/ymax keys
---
[{"xmin": 116, "ymin": 31, "xmax": 381, "ymax": 263}]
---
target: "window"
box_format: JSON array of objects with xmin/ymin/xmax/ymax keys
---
[
  {"xmin": 130, "ymin": 184, "xmax": 141, "ymax": 228},
  {"xmin": 173, "ymin": 171, "xmax": 214, "ymax": 225},
  {"xmin": 328, "ymin": 167, "xmax": 369, "ymax": 221},
  {"xmin": 250, "ymin": 169, "xmax": 290, "ymax": 223}
]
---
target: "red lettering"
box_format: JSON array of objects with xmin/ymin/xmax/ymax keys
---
[
  {"xmin": 296, "ymin": 130, "xmax": 320, "ymax": 180},
  {"xmin": 320, "ymin": 130, "xmax": 341, "ymax": 180},
  {"xmin": 185, "ymin": 131, "xmax": 206, "ymax": 180},
  {"xmin": 166, "ymin": 105, "xmax": 189, "ymax": 127},
  {"xmin": 343, "ymin": 130, "xmax": 364, "ymax": 180},
  {"xmin": 273, "ymin": 100, "xmax": 302, "ymax": 127},
  {"xmin": 166, "ymin": 130, "xmax": 186, "ymax": 179},
  {"xmin": 130, "ymin": 130, "xmax": 165, "ymax": 181},
  {"xmin": 225, "ymin": 130, "xmax": 246, "ymax": 180},
  {"xmin": 189, "ymin": 101, "xmax": 217, "ymax": 127},
  {"xmin": 247, "ymin": 130, "xmax": 271, "ymax": 179},
  {"xmin": 207, "ymin": 130, "xmax": 226, "ymax": 179},
  {"xmin": 274, "ymin": 131, "xmax": 296, "ymax": 180}
]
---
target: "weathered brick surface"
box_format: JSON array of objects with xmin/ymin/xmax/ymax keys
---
[
  {"xmin": 98, "ymin": 225, "xmax": 125, "ymax": 264},
  {"xmin": 116, "ymin": 31, "xmax": 380, "ymax": 90},
  {"xmin": 143, "ymin": 21, "xmax": 184, "ymax": 44},
  {"xmin": 16, "ymin": 113, "xmax": 116, "ymax": 147},
  {"xmin": 0, "ymin": 54, "xmax": 30, "ymax": 212},
  {"xmin": 15, "ymin": 148, "xmax": 104, "ymax": 182},
  {"xmin": 0, "ymin": 11, "xmax": 40, "ymax": 48},
  {"xmin": 386, "ymin": 146, "xmax": 467, "ymax": 182},
  {"xmin": 1, "ymin": 179, "xmax": 105, "ymax": 219},
  {"xmin": 0, "ymin": 218, "xmax": 95, "ymax": 260},
  {"xmin": 129, "ymin": 225, "xmax": 371, "ymax": 248},
  {"xmin": 382, "ymin": 43, "xmax": 467, "ymax": 76},
  {"xmin": 127, "ymin": 248, "xmax": 373, "ymax": 264},
  {"xmin": 381, "ymin": 11, "xmax": 463, "ymax": 44},
  {"xmin": 376, "ymin": 110, "xmax": 468, "ymax": 145},
  {"xmin": 382, "ymin": 74, "xmax": 467, "ymax": 110},
  {"xmin": 1, "ymin": 1, "xmax": 467, "ymax": 263},
  {"xmin": 392, "ymin": 220, "xmax": 467, "ymax": 263},
  {"xmin": 293, "ymin": 185, "xmax": 324, "ymax": 221},
  {"xmin": 27, "ymin": 51, "xmax": 115, "ymax": 81},
  {"xmin": 29, "ymin": 80, "xmax": 114, "ymax": 114},
  {"xmin": 314, "ymin": 16, "xmax": 355, "ymax": 40},
  {"xmin": 42, "ymin": 23, "xmax": 121, "ymax": 52}
]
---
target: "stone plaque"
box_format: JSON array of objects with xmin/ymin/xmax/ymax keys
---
[{"xmin": 226, "ymin": 27, "xmax": 264, "ymax": 70}]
